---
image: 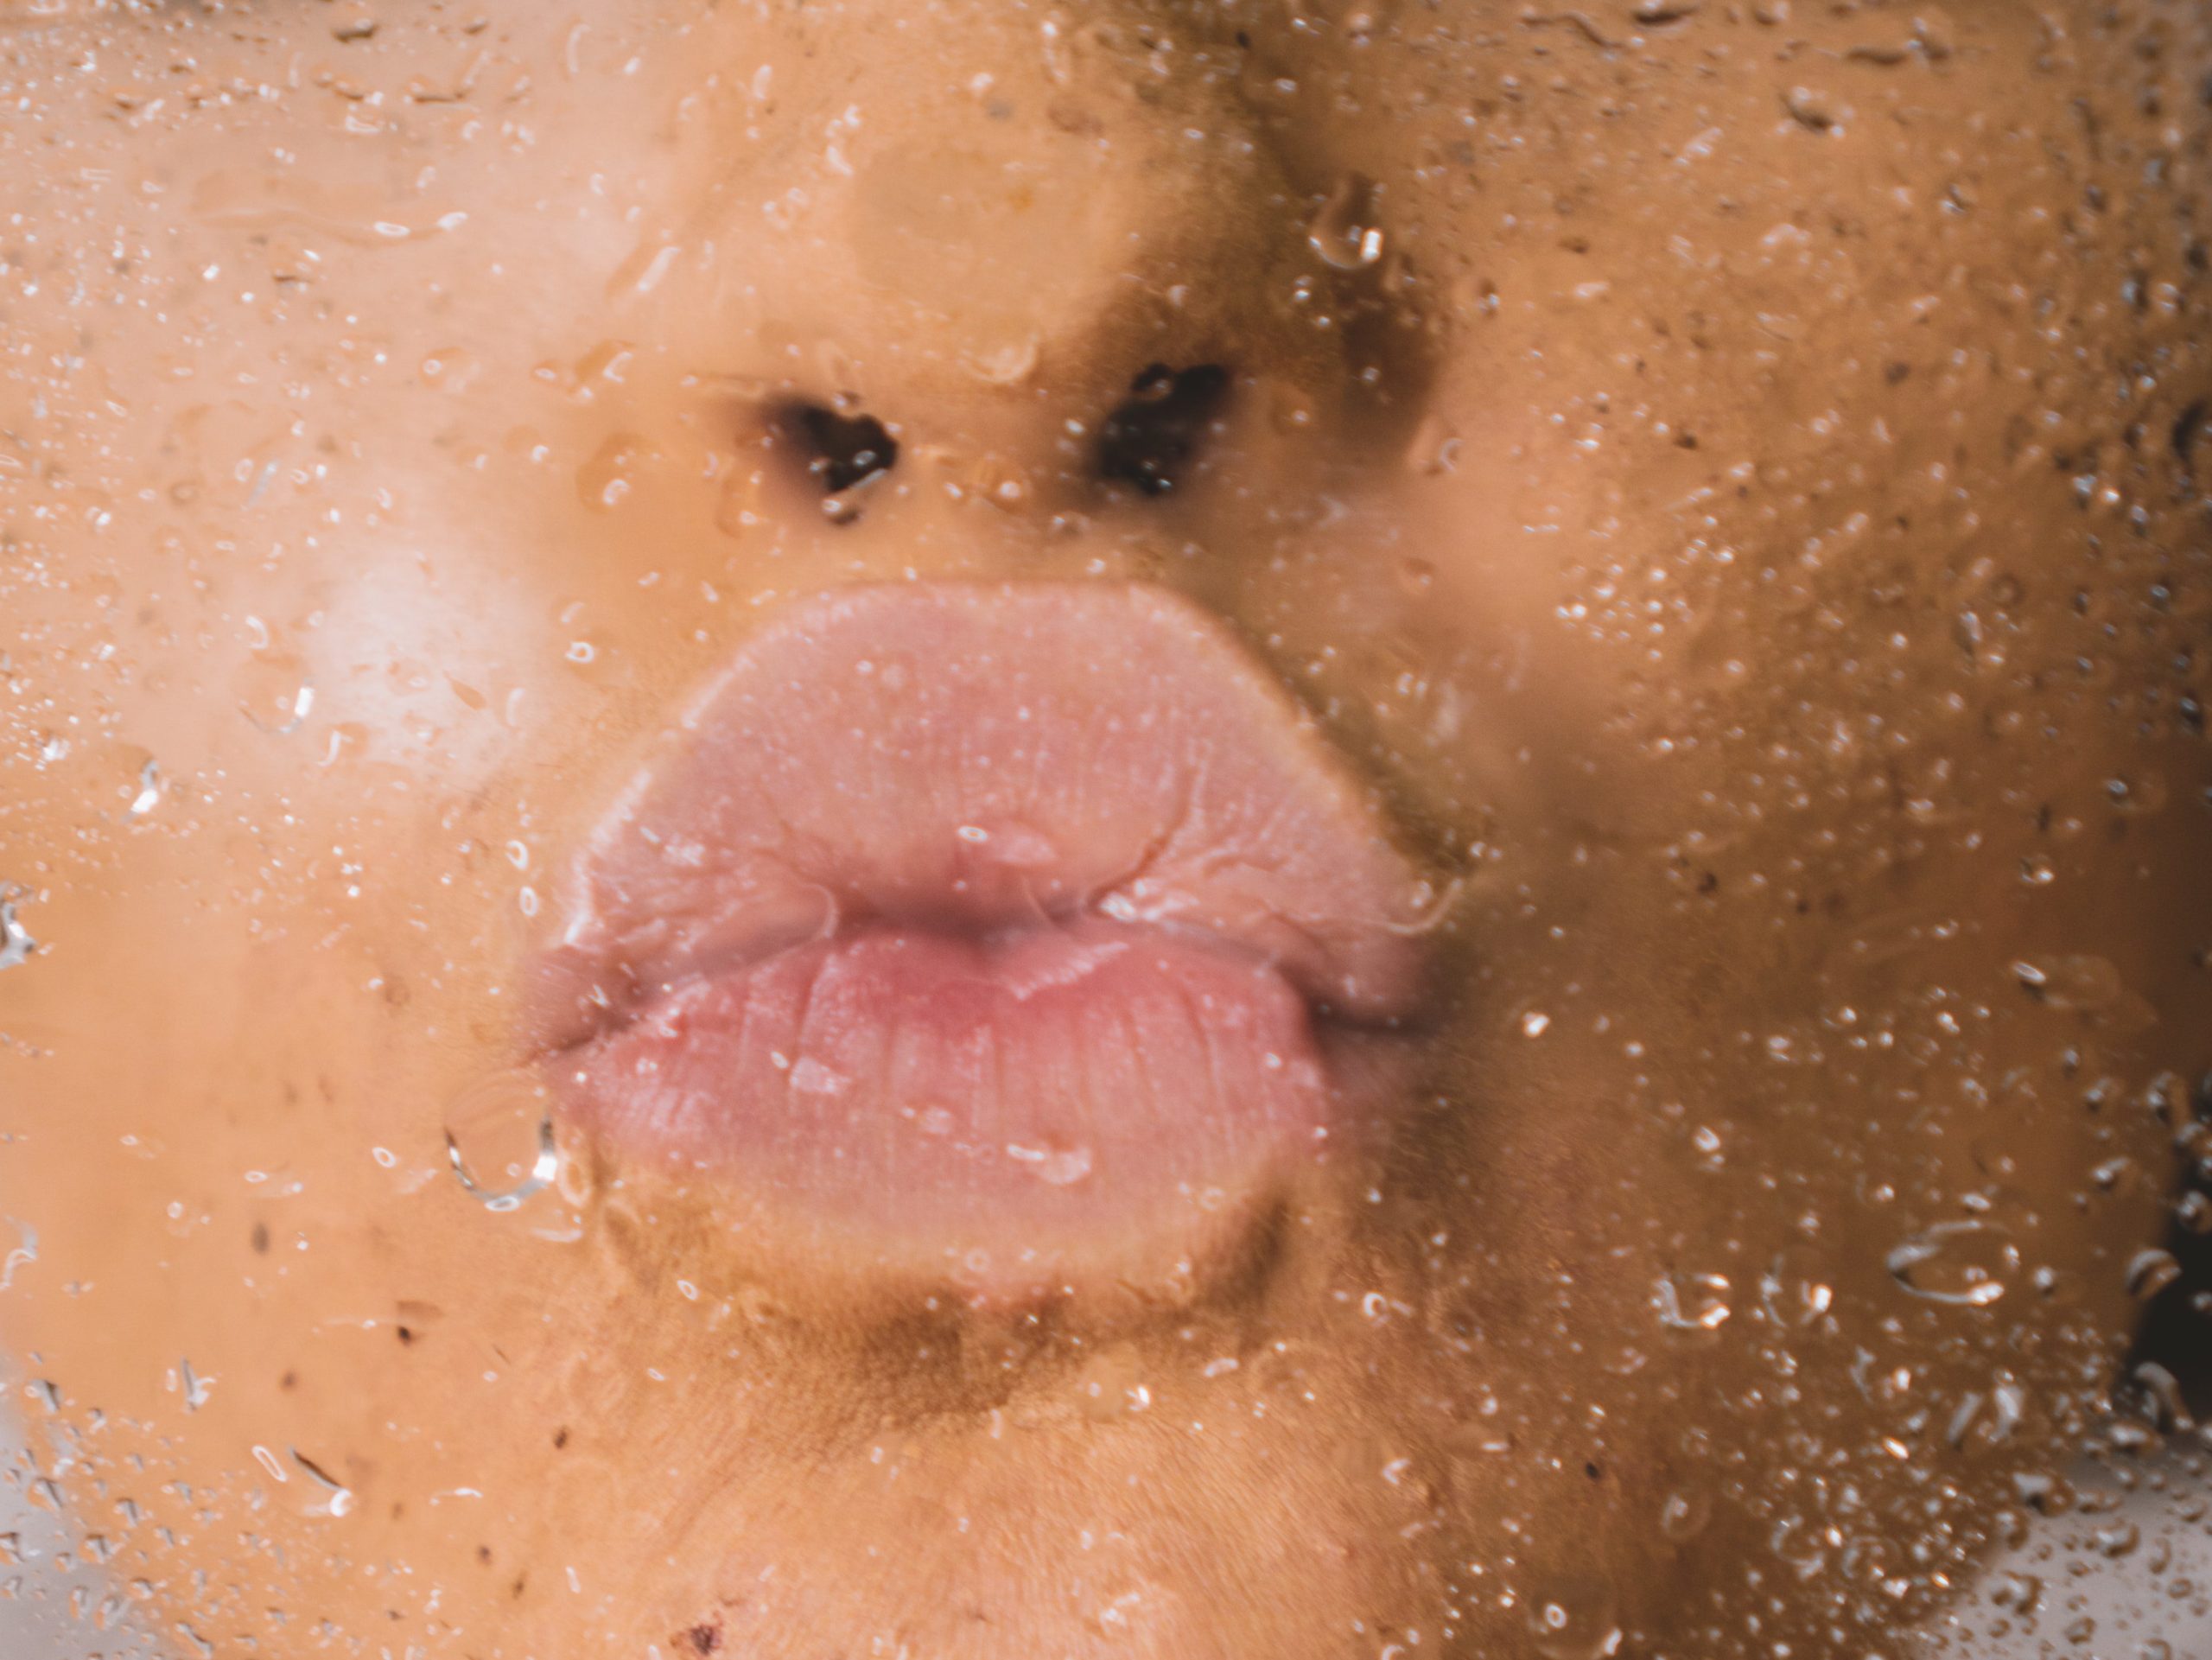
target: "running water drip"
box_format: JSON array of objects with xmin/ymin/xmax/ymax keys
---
[{"xmin": 442, "ymin": 1070, "xmax": 561, "ymax": 1211}]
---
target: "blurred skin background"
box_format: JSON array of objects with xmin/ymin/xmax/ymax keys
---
[{"xmin": 1, "ymin": 0, "xmax": 2209, "ymax": 1655}]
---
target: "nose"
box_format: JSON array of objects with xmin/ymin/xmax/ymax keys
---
[{"xmin": 712, "ymin": 10, "xmax": 1333, "ymax": 500}]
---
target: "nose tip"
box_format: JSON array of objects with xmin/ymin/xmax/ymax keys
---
[{"xmin": 730, "ymin": 17, "xmax": 1331, "ymax": 463}]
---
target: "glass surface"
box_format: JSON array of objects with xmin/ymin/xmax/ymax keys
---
[{"xmin": 2, "ymin": 2, "xmax": 2209, "ymax": 1656}]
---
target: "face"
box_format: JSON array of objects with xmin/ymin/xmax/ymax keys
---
[{"xmin": 3, "ymin": 2, "xmax": 2209, "ymax": 1654}]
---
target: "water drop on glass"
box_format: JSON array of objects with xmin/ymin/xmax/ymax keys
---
[
  {"xmin": 1652, "ymin": 1271, "xmax": 1731, "ymax": 1332},
  {"xmin": 2094, "ymin": 1520, "xmax": 2139, "ymax": 1559},
  {"xmin": 1524, "ymin": 1578, "xmax": 1623, "ymax": 1659},
  {"xmin": 1308, "ymin": 174, "xmax": 1385, "ymax": 270},
  {"xmin": 1657, "ymin": 1488, "xmax": 1711, "ymax": 1542},
  {"xmin": 1004, "ymin": 1140, "xmax": 1093, "ymax": 1187},
  {"xmin": 0, "ymin": 887, "xmax": 35, "ymax": 971},
  {"xmin": 237, "ymin": 641, "xmax": 316, "ymax": 734},
  {"xmin": 577, "ymin": 432, "xmax": 643, "ymax": 512},
  {"xmin": 2125, "ymin": 1247, "xmax": 2181, "ymax": 1301},
  {"xmin": 128, "ymin": 759, "xmax": 162, "ymax": 817},
  {"xmin": 1992, "ymin": 1569, "xmax": 2042, "ymax": 1614},
  {"xmin": 442, "ymin": 1069, "xmax": 560, "ymax": 1211},
  {"xmin": 1886, "ymin": 1220, "xmax": 2017, "ymax": 1307},
  {"xmin": 292, "ymin": 1449, "xmax": 355, "ymax": 1518}
]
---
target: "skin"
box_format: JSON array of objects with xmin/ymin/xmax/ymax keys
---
[{"xmin": 2, "ymin": 1, "xmax": 2209, "ymax": 1654}]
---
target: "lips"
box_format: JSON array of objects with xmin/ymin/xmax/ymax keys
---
[{"xmin": 531, "ymin": 582, "xmax": 1444, "ymax": 1296}]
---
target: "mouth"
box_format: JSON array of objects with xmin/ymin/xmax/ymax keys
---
[{"xmin": 530, "ymin": 582, "xmax": 1446, "ymax": 1298}]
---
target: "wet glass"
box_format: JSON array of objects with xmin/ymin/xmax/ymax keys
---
[{"xmin": 2, "ymin": 2, "xmax": 2210, "ymax": 1656}]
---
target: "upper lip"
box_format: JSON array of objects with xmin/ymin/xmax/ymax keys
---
[{"xmin": 527, "ymin": 581, "xmax": 1449, "ymax": 1055}]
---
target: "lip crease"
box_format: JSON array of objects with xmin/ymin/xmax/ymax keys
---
[{"xmin": 530, "ymin": 582, "xmax": 1447, "ymax": 1294}]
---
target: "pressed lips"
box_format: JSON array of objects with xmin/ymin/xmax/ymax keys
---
[{"xmin": 531, "ymin": 582, "xmax": 1445, "ymax": 1294}]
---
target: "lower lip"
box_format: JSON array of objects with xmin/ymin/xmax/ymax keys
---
[{"xmin": 552, "ymin": 918, "xmax": 1360, "ymax": 1294}]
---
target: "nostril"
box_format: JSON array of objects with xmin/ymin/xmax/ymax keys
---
[
  {"xmin": 774, "ymin": 401, "xmax": 899, "ymax": 497},
  {"xmin": 1096, "ymin": 363, "xmax": 1231, "ymax": 499}
]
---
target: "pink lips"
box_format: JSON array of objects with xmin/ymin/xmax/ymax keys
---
[{"xmin": 532, "ymin": 583, "xmax": 1442, "ymax": 1294}]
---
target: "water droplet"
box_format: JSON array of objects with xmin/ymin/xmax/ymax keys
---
[
  {"xmin": 1951, "ymin": 607, "xmax": 2007, "ymax": 672},
  {"xmin": 192, "ymin": 169, "xmax": 428, "ymax": 246},
  {"xmin": 0, "ymin": 888, "xmax": 36, "ymax": 971},
  {"xmin": 2130, "ymin": 1361, "xmax": 2193, "ymax": 1434},
  {"xmin": 2105, "ymin": 773, "xmax": 2168, "ymax": 815},
  {"xmin": 128, "ymin": 759, "xmax": 163, "ymax": 817},
  {"xmin": 1947, "ymin": 1377, "xmax": 2029, "ymax": 1447},
  {"xmin": 1072, "ymin": 1345, "xmax": 1151, "ymax": 1421},
  {"xmin": 292, "ymin": 1450, "xmax": 355, "ymax": 1518},
  {"xmin": 1783, "ymin": 85, "xmax": 1843, "ymax": 132},
  {"xmin": 1094, "ymin": 1584, "xmax": 1154, "ymax": 1636},
  {"xmin": 1340, "ymin": 3, "xmax": 1395, "ymax": 43},
  {"xmin": 2126, "ymin": 1247, "xmax": 2182, "ymax": 1301},
  {"xmin": 963, "ymin": 334, "xmax": 1040, "ymax": 387},
  {"xmin": 1652, "ymin": 1271, "xmax": 1732, "ymax": 1332},
  {"xmin": 418, "ymin": 347, "xmax": 480, "ymax": 392},
  {"xmin": 1308, "ymin": 173, "xmax": 1385, "ymax": 270},
  {"xmin": 2174, "ymin": 1190, "xmax": 2212, "ymax": 1236},
  {"xmin": 1886, "ymin": 1220, "xmax": 2018, "ymax": 1307},
  {"xmin": 2090, "ymin": 1154, "xmax": 2139, "ymax": 1193},
  {"xmin": 1004, "ymin": 1140, "xmax": 1093, "ymax": 1186},
  {"xmin": 1991, "ymin": 1569, "xmax": 2042, "ymax": 1614},
  {"xmin": 1520, "ymin": 1010, "xmax": 1552, "ymax": 1038},
  {"xmin": 237, "ymin": 652, "xmax": 315, "ymax": 735},
  {"xmin": 1265, "ymin": 378, "xmax": 1319, "ymax": 436},
  {"xmin": 1657, "ymin": 1488, "xmax": 1711, "ymax": 1542},
  {"xmin": 2018, "ymin": 853, "xmax": 2056, "ymax": 886},
  {"xmin": 442, "ymin": 1070, "xmax": 560, "ymax": 1211},
  {"xmin": 177, "ymin": 1358, "xmax": 213, "ymax": 1413},
  {"xmin": 0, "ymin": 1218, "xmax": 38, "ymax": 1293},
  {"xmin": 1524, "ymin": 1578, "xmax": 1623, "ymax": 1659},
  {"xmin": 2012, "ymin": 1468, "xmax": 2073, "ymax": 1515},
  {"xmin": 571, "ymin": 339, "xmax": 637, "ymax": 391},
  {"xmin": 790, "ymin": 1057, "xmax": 849, "ymax": 1097},
  {"xmin": 1404, "ymin": 413, "xmax": 1461, "ymax": 476},
  {"xmin": 715, "ymin": 465, "xmax": 766, "ymax": 540},
  {"xmin": 577, "ymin": 432, "xmax": 646, "ymax": 512}
]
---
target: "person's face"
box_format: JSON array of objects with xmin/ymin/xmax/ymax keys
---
[{"xmin": 3, "ymin": 2, "xmax": 2209, "ymax": 1654}]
